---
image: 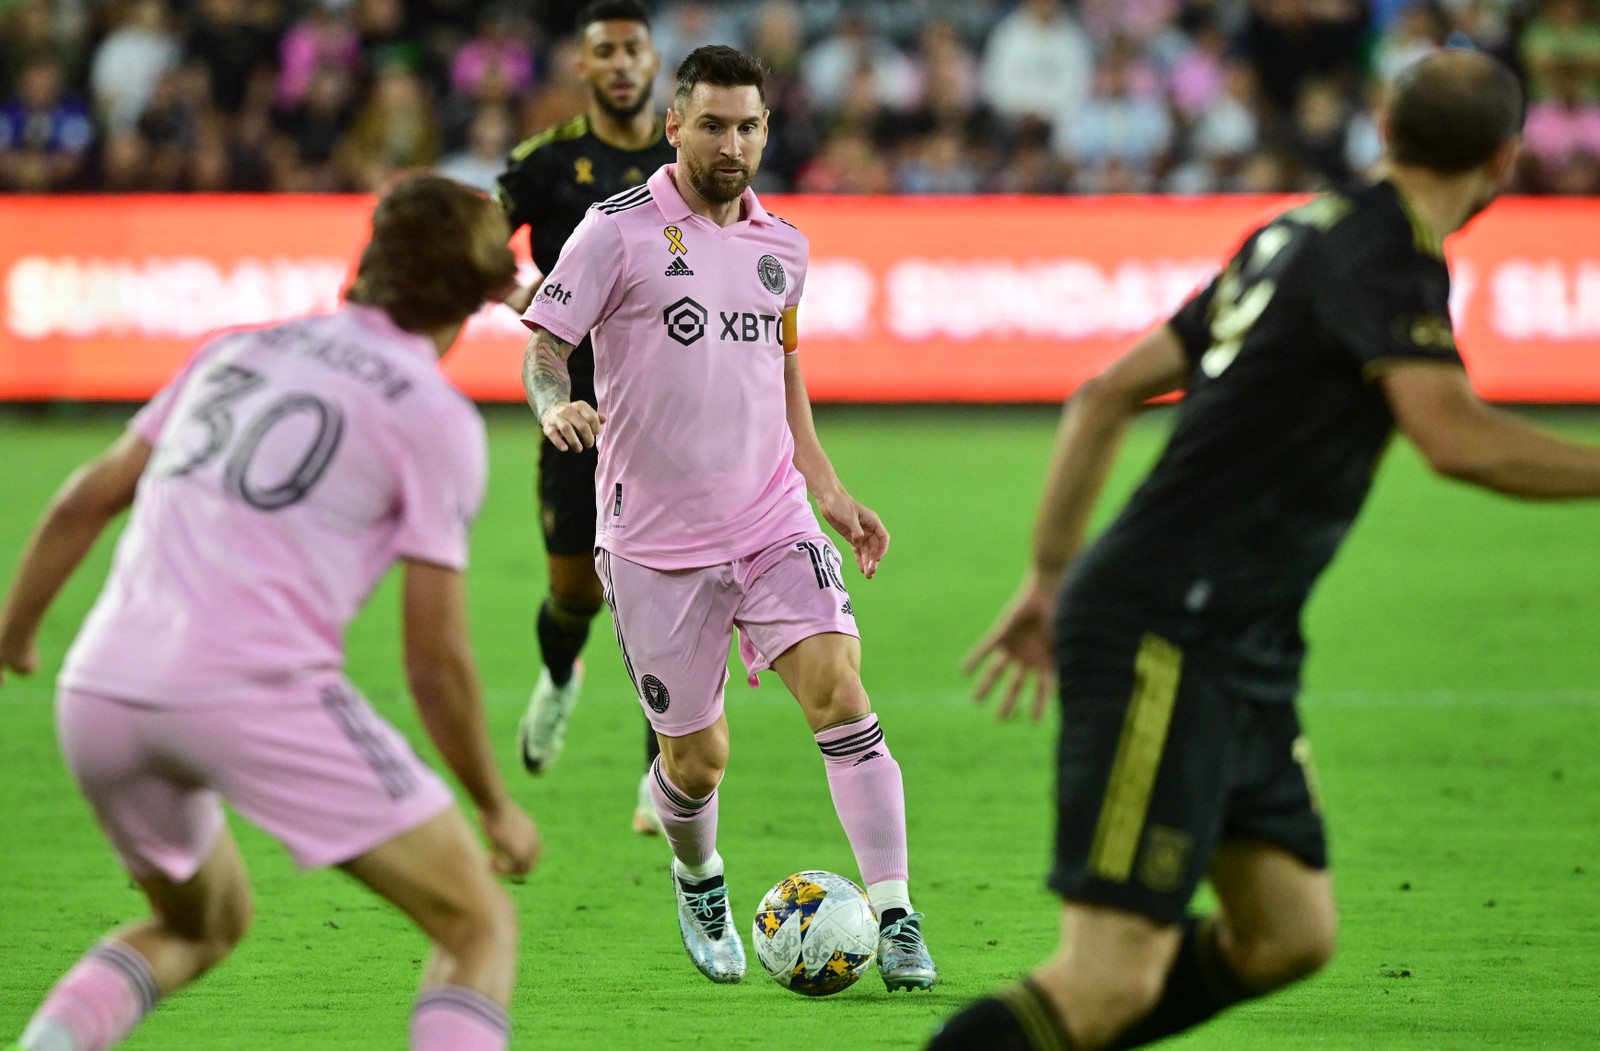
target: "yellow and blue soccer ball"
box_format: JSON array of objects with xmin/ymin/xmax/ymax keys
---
[{"xmin": 751, "ymin": 870, "xmax": 877, "ymax": 996}]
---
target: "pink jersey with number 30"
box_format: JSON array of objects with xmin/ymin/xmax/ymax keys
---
[
  {"xmin": 61, "ymin": 304, "xmax": 486, "ymax": 706},
  {"xmin": 522, "ymin": 164, "xmax": 816, "ymax": 570}
]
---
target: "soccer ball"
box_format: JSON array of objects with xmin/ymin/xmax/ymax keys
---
[{"xmin": 751, "ymin": 870, "xmax": 878, "ymax": 996}]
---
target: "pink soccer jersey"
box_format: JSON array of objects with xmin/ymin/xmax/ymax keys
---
[
  {"xmin": 522, "ymin": 164, "xmax": 817, "ymax": 570},
  {"xmin": 61, "ymin": 304, "xmax": 487, "ymax": 706}
]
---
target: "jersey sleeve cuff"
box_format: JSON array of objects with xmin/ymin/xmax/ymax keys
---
[{"xmin": 521, "ymin": 310, "xmax": 585, "ymax": 347}]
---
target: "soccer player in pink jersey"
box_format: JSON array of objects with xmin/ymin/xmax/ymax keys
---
[
  {"xmin": 518, "ymin": 44, "xmax": 938, "ymax": 991},
  {"xmin": 0, "ymin": 175, "xmax": 538, "ymax": 1051}
]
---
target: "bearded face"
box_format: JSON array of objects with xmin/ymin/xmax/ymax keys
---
[{"xmin": 668, "ymin": 83, "xmax": 768, "ymax": 207}]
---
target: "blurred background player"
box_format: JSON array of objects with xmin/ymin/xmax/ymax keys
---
[
  {"xmin": 495, "ymin": 0, "xmax": 676, "ymax": 837},
  {"xmin": 0, "ymin": 175, "xmax": 538, "ymax": 1051},
  {"xmin": 942, "ymin": 50, "xmax": 1600, "ymax": 1051},
  {"xmin": 519, "ymin": 45, "xmax": 937, "ymax": 992}
]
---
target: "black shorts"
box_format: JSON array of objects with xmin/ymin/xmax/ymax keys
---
[
  {"xmin": 1049, "ymin": 624, "xmax": 1327, "ymax": 925},
  {"xmin": 537, "ymin": 344, "xmax": 598, "ymax": 557}
]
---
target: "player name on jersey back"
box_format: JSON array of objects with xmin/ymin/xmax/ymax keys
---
[{"xmin": 61, "ymin": 305, "xmax": 486, "ymax": 706}]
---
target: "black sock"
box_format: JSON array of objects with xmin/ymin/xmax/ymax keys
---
[
  {"xmin": 679, "ymin": 872, "xmax": 724, "ymax": 894},
  {"xmin": 644, "ymin": 719, "xmax": 661, "ymax": 767},
  {"xmin": 927, "ymin": 980, "xmax": 1075, "ymax": 1051},
  {"xmin": 879, "ymin": 907, "xmax": 910, "ymax": 930},
  {"xmin": 1107, "ymin": 915, "xmax": 1253, "ymax": 1049},
  {"xmin": 536, "ymin": 594, "xmax": 600, "ymax": 687}
]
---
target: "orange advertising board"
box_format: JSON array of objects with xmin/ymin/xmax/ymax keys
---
[{"xmin": 3, "ymin": 194, "xmax": 1599, "ymax": 402}]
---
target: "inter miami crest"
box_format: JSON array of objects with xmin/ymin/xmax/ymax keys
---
[
  {"xmin": 757, "ymin": 254, "xmax": 786, "ymax": 295},
  {"xmin": 641, "ymin": 674, "xmax": 670, "ymax": 713}
]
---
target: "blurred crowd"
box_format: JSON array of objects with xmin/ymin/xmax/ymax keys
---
[{"xmin": 3, "ymin": 0, "xmax": 1599, "ymax": 196}]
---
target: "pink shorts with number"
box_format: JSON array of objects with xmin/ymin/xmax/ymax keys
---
[
  {"xmin": 56, "ymin": 679, "xmax": 454, "ymax": 882},
  {"xmin": 597, "ymin": 532, "xmax": 860, "ymax": 737}
]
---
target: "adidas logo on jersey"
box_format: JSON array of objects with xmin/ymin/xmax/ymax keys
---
[{"xmin": 665, "ymin": 258, "xmax": 694, "ymax": 277}]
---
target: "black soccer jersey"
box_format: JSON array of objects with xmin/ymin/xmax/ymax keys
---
[
  {"xmin": 495, "ymin": 114, "xmax": 676, "ymax": 400},
  {"xmin": 1058, "ymin": 180, "xmax": 1464, "ymax": 688},
  {"xmin": 496, "ymin": 113, "xmax": 675, "ymax": 276}
]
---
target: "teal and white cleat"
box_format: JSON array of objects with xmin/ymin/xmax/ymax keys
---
[
  {"xmin": 517, "ymin": 663, "xmax": 582, "ymax": 774},
  {"xmin": 878, "ymin": 912, "xmax": 938, "ymax": 991},
  {"xmin": 673, "ymin": 864, "xmax": 745, "ymax": 984}
]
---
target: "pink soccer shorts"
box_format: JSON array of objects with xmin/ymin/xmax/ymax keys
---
[
  {"xmin": 596, "ymin": 532, "xmax": 860, "ymax": 737},
  {"xmin": 57, "ymin": 680, "xmax": 454, "ymax": 881}
]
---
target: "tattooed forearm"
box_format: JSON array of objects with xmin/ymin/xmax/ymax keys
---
[{"xmin": 522, "ymin": 329, "xmax": 574, "ymax": 422}]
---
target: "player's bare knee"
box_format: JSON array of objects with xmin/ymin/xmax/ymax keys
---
[
  {"xmin": 661, "ymin": 748, "xmax": 725, "ymax": 800},
  {"xmin": 430, "ymin": 882, "xmax": 518, "ymax": 962},
  {"xmin": 1225, "ymin": 920, "xmax": 1336, "ymax": 989},
  {"xmin": 806, "ymin": 677, "xmax": 871, "ymax": 730}
]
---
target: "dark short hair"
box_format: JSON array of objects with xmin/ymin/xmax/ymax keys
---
[
  {"xmin": 673, "ymin": 44, "xmax": 766, "ymax": 109},
  {"xmin": 1386, "ymin": 51, "xmax": 1523, "ymax": 174},
  {"xmin": 576, "ymin": 0, "xmax": 650, "ymax": 33},
  {"xmin": 346, "ymin": 174, "xmax": 515, "ymax": 333}
]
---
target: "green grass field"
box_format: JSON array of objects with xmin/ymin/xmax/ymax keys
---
[{"xmin": 2, "ymin": 404, "xmax": 1597, "ymax": 1050}]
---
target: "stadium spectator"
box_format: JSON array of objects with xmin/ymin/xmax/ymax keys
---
[
  {"xmin": 896, "ymin": 127, "xmax": 983, "ymax": 193},
  {"xmin": 746, "ymin": 0, "xmax": 820, "ymax": 189},
  {"xmin": 802, "ymin": 14, "xmax": 919, "ymax": 113},
  {"xmin": 1168, "ymin": 59, "xmax": 1261, "ymax": 192},
  {"xmin": 273, "ymin": 64, "xmax": 357, "ymax": 191},
  {"xmin": 1054, "ymin": 43, "xmax": 1175, "ymax": 191},
  {"xmin": 183, "ymin": 0, "xmax": 277, "ymax": 115},
  {"xmin": 97, "ymin": 128, "xmax": 153, "ymax": 191},
  {"xmin": 1445, "ymin": 0, "xmax": 1515, "ymax": 57},
  {"xmin": 1244, "ymin": 0, "xmax": 1366, "ymax": 122},
  {"xmin": 518, "ymin": 36, "xmax": 588, "ymax": 136},
  {"xmin": 1169, "ymin": 21, "xmax": 1230, "ymax": 120},
  {"xmin": 137, "ymin": 65, "xmax": 210, "ymax": 188},
  {"xmin": 796, "ymin": 129, "xmax": 894, "ymax": 192},
  {"xmin": 0, "ymin": 54, "xmax": 95, "ymax": 191},
  {"xmin": 1290, "ymin": 76, "xmax": 1354, "ymax": 185},
  {"xmin": 437, "ymin": 101, "xmax": 514, "ymax": 191},
  {"xmin": 989, "ymin": 132, "xmax": 1070, "ymax": 193},
  {"xmin": 748, "ymin": 0, "xmax": 806, "ymax": 87},
  {"xmin": 980, "ymin": 0, "xmax": 1094, "ymax": 134},
  {"xmin": 1372, "ymin": 2, "xmax": 1445, "ymax": 85},
  {"xmin": 1523, "ymin": 60, "xmax": 1600, "ymax": 191},
  {"xmin": 275, "ymin": 5, "xmax": 360, "ymax": 108},
  {"xmin": 649, "ymin": 0, "xmax": 740, "ymax": 104},
  {"xmin": 451, "ymin": 6, "xmax": 536, "ymax": 100},
  {"xmin": 911, "ymin": 19, "xmax": 981, "ymax": 114},
  {"xmin": 337, "ymin": 64, "xmax": 441, "ymax": 191},
  {"xmin": 89, "ymin": 0, "xmax": 182, "ymax": 133},
  {"xmin": 1520, "ymin": 0, "xmax": 1600, "ymax": 98},
  {"xmin": 0, "ymin": 0, "xmax": 86, "ymax": 98},
  {"xmin": 356, "ymin": 0, "xmax": 424, "ymax": 81},
  {"xmin": 1081, "ymin": 0, "xmax": 1182, "ymax": 50}
]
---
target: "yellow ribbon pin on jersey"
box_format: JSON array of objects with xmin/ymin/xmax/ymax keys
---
[{"xmin": 664, "ymin": 226, "xmax": 687, "ymax": 254}]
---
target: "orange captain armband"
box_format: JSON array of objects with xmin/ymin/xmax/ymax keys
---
[{"xmin": 782, "ymin": 306, "xmax": 799, "ymax": 354}]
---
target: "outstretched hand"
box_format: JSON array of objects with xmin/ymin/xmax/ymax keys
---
[
  {"xmin": 818, "ymin": 491, "xmax": 890, "ymax": 579},
  {"xmin": 962, "ymin": 581, "xmax": 1056, "ymax": 721}
]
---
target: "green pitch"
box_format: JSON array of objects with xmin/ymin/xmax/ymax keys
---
[{"xmin": 1, "ymin": 405, "xmax": 1596, "ymax": 1050}]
